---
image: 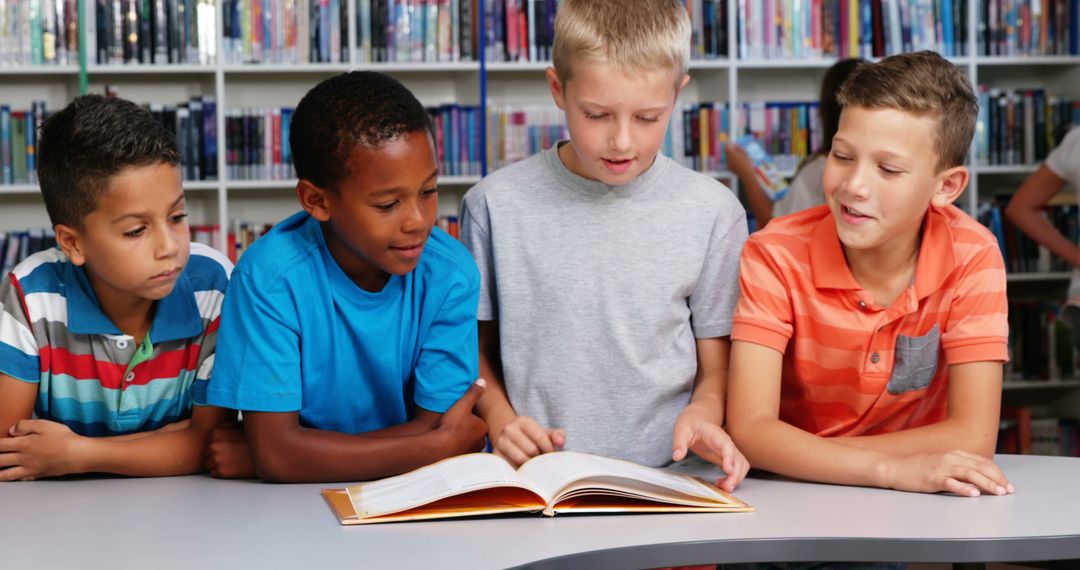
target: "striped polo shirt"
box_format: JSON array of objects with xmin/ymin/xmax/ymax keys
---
[
  {"xmin": 0, "ymin": 243, "xmax": 232, "ymax": 436},
  {"xmin": 732, "ymin": 204, "xmax": 1008, "ymax": 437}
]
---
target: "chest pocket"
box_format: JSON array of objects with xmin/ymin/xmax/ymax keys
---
[{"xmin": 886, "ymin": 323, "xmax": 940, "ymax": 395}]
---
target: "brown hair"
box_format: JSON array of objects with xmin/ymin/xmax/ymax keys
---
[
  {"xmin": 551, "ymin": 0, "xmax": 691, "ymax": 85},
  {"xmin": 836, "ymin": 51, "xmax": 977, "ymax": 171}
]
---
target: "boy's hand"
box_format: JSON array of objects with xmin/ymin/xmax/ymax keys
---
[
  {"xmin": 672, "ymin": 403, "xmax": 749, "ymax": 493},
  {"xmin": 0, "ymin": 419, "xmax": 87, "ymax": 480},
  {"xmin": 724, "ymin": 143, "xmax": 754, "ymax": 179},
  {"xmin": 492, "ymin": 416, "xmax": 565, "ymax": 468},
  {"xmin": 881, "ymin": 450, "xmax": 1015, "ymax": 497},
  {"xmin": 436, "ymin": 379, "xmax": 490, "ymax": 456},
  {"xmin": 205, "ymin": 423, "xmax": 256, "ymax": 479}
]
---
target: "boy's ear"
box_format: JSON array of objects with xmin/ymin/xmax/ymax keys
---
[
  {"xmin": 931, "ymin": 165, "xmax": 970, "ymax": 208},
  {"xmin": 54, "ymin": 224, "xmax": 86, "ymax": 266},
  {"xmin": 296, "ymin": 179, "xmax": 333, "ymax": 222},
  {"xmin": 676, "ymin": 73, "xmax": 690, "ymax": 96},
  {"xmin": 546, "ymin": 67, "xmax": 566, "ymax": 110}
]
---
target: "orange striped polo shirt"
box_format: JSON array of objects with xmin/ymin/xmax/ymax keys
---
[{"xmin": 731, "ymin": 204, "xmax": 1008, "ymax": 437}]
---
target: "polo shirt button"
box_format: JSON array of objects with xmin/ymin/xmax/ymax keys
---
[
  {"xmin": 124, "ymin": 371, "xmax": 136, "ymax": 383},
  {"xmin": 870, "ymin": 352, "xmax": 881, "ymax": 364},
  {"xmin": 857, "ymin": 300, "xmax": 868, "ymax": 310},
  {"xmin": 115, "ymin": 338, "xmax": 129, "ymax": 350}
]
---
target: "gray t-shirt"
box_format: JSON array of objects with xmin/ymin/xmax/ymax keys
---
[{"xmin": 461, "ymin": 144, "xmax": 748, "ymax": 466}]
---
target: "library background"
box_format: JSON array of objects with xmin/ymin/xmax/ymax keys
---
[{"xmin": 1, "ymin": 0, "xmax": 1078, "ymax": 455}]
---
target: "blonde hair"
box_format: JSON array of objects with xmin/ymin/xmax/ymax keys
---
[
  {"xmin": 551, "ymin": 0, "xmax": 691, "ymax": 85},
  {"xmin": 837, "ymin": 51, "xmax": 978, "ymax": 172}
]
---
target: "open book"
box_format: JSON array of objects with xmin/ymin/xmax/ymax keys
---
[{"xmin": 322, "ymin": 451, "xmax": 752, "ymax": 525}]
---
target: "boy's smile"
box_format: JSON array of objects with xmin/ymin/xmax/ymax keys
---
[
  {"xmin": 316, "ymin": 130, "xmax": 440, "ymax": 292},
  {"xmin": 547, "ymin": 62, "xmax": 686, "ymax": 186}
]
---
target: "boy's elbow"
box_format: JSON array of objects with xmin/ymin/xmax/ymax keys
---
[
  {"xmin": 249, "ymin": 442, "xmax": 301, "ymax": 483},
  {"xmin": 725, "ymin": 411, "xmax": 759, "ymax": 450},
  {"xmin": 1003, "ymin": 201, "xmax": 1026, "ymax": 224},
  {"xmin": 252, "ymin": 453, "xmax": 295, "ymax": 483}
]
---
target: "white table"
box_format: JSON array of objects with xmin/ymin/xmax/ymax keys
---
[{"xmin": 2, "ymin": 455, "xmax": 1078, "ymax": 569}]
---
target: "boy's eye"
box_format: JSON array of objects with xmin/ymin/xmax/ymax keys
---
[
  {"xmin": 638, "ymin": 116, "xmax": 659, "ymax": 123},
  {"xmin": 124, "ymin": 226, "xmax": 147, "ymax": 238},
  {"xmin": 879, "ymin": 166, "xmax": 903, "ymax": 175},
  {"xmin": 375, "ymin": 200, "xmax": 400, "ymax": 212},
  {"xmin": 421, "ymin": 187, "xmax": 438, "ymax": 197},
  {"xmin": 584, "ymin": 112, "xmax": 607, "ymax": 120},
  {"xmin": 831, "ymin": 151, "xmax": 852, "ymax": 162},
  {"xmin": 170, "ymin": 212, "xmax": 190, "ymax": 224}
]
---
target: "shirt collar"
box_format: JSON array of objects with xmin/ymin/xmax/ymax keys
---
[
  {"xmin": 809, "ymin": 204, "xmax": 956, "ymax": 299},
  {"xmin": 65, "ymin": 262, "xmax": 202, "ymax": 342}
]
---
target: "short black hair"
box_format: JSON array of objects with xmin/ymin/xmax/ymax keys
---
[
  {"xmin": 289, "ymin": 71, "xmax": 432, "ymax": 191},
  {"xmin": 37, "ymin": 94, "xmax": 181, "ymax": 229}
]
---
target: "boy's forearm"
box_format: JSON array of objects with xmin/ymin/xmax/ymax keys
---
[
  {"xmin": 833, "ymin": 418, "xmax": 998, "ymax": 459},
  {"xmin": 77, "ymin": 407, "xmax": 231, "ymax": 476},
  {"xmin": 689, "ymin": 338, "xmax": 729, "ymax": 424},
  {"xmin": 75, "ymin": 426, "xmax": 214, "ymax": 476},
  {"xmin": 248, "ymin": 425, "xmax": 458, "ymax": 483},
  {"xmin": 364, "ymin": 410, "xmax": 440, "ymax": 438},
  {"xmin": 731, "ymin": 415, "xmax": 892, "ymax": 488},
  {"xmin": 476, "ymin": 319, "xmax": 517, "ymax": 437}
]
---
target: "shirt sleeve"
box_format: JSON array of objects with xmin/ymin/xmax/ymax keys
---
[
  {"xmin": 1045, "ymin": 126, "xmax": 1080, "ymax": 184},
  {"xmin": 688, "ymin": 210, "xmax": 749, "ymax": 338},
  {"xmin": 940, "ymin": 240, "xmax": 1009, "ymax": 365},
  {"xmin": 204, "ymin": 269, "xmax": 303, "ymax": 412},
  {"xmin": 187, "ymin": 248, "xmax": 233, "ymax": 407},
  {"xmin": 730, "ymin": 236, "xmax": 796, "ymax": 353},
  {"xmin": 459, "ymin": 191, "xmax": 499, "ymax": 321},
  {"xmin": 412, "ymin": 267, "xmax": 480, "ymax": 414},
  {"xmin": 0, "ymin": 273, "xmax": 39, "ymax": 383}
]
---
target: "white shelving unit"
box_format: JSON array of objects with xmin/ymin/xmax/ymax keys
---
[{"xmin": 1, "ymin": 1, "xmax": 1077, "ymax": 247}]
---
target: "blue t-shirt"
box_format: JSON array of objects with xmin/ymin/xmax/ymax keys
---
[{"xmin": 206, "ymin": 211, "xmax": 480, "ymax": 434}]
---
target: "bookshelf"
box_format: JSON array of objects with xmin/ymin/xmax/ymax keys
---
[{"xmin": 3, "ymin": 1, "xmax": 1077, "ymax": 239}]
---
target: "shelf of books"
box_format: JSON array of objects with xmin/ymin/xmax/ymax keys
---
[{"xmin": 1, "ymin": 1, "xmax": 1079, "ymax": 259}]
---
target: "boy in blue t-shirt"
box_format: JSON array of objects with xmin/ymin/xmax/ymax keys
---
[{"xmin": 205, "ymin": 71, "xmax": 487, "ymax": 482}]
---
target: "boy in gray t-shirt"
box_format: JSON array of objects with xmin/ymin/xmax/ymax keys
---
[{"xmin": 460, "ymin": 0, "xmax": 749, "ymax": 491}]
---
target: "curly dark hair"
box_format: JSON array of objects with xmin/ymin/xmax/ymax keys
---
[
  {"xmin": 289, "ymin": 71, "xmax": 433, "ymax": 191},
  {"xmin": 37, "ymin": 94, "xmax": 180, "ymax": 229}
]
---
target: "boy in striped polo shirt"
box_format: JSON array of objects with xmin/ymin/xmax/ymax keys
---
[
  {"xmin": 0, "ymin": 95, "xmax": 233, "ymax": 480},
  {"xmin": 727, "ymin": 52, "xmax": 1015, "ymax": 497}
]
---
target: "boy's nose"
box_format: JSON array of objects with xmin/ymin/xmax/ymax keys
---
[
  {"xmin": 609, "ymin": 121, "xmax": 632, "ymax": 153},
  {"xmin": 401, "ymin": 201, "xmax": 427, "ymax": 233},
  {"xmin": 841, "ymin": 168, "xmax": 872, "ymax": 200},
  {"xmin": 155, "ymin": 226, "xmax": 181, "ymax": 258}
]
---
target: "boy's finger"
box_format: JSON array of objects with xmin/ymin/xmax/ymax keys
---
[
  {"xmin": 494, "ymin": 443, "xmax": 531, "ymax": 468},
  {"xmin": 961, "ymin": 467, "xmax": 1010, "ymax": 496},
  {"xmin": 671, "ymin": 424, "xmax": 694, "ymax": 461},
  {"xmin": 0, "ymin": 466, "xmax": 33, "ymax": 482},
  {"xmin": 0, "ymin": 452, "xmax": 24, "ymax": 468},
  {"xmin": 547, "ymin": 429, "xmax": 566, "ymax": 448},
  {"xmin": 507, "ymin": 428, "xmax": 543, "ymax": 457},
  {"xmin": 944, "ymin": 477, "xmax": 980, "ymax": 497},
  {"xmin": 520, "ymin": 421, "xmax": 557, "ymax": 453}
]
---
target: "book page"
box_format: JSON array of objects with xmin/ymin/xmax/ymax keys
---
[
  {"xmin": 517, "ymin": 451, "xmax": 729, "ymax": 505},
  {"xmin": 347, "ymin": 453, "xmax": 540, "ymax": 518}
]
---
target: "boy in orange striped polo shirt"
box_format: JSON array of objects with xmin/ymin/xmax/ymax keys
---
[{"xmin": 727, "ymin": 51, "xmax": 1015, "ymax": 497}]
